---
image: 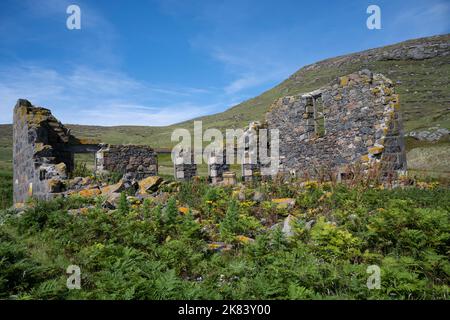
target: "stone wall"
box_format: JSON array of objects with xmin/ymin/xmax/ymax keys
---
[
  {"xmin": 12, "ymin": 99, "xmax": 160, "ymax": 204},
  {"xmin": 266, "ymin": 70, "xmax": 406, "ymax": 179},
  {"xmin": 207, "ymin": 149, "xmax": 229, "ymax": 184},
  {"xmin": 13, "ymin": 99, "xmax": 100, "ymax": 203},
  {"xmin": 241, "ymin": 122, "xmax": 262, "ymax": 182},
  {"xmin": 95, "ymin": 145, "xmax": 158, "ymax": 179}
]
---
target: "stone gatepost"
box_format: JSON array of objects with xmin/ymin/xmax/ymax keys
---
[
  {"xmin": 174, "ymin": 149, "xmax": 197, "ymax": 181},
  {"xmin": 241, "ymin": 122, "xmax": 261, "ymax": 182},
  {"xmin": 207, "ymin": 149, "xmax": 229, "ymax": 184}
]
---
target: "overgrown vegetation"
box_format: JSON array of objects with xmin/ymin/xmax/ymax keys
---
[
  {"xmin": 0, "ymin": 180, "xmax": 448, "ymax": 300},
  {"xmin": 0, "ymin": 170, "xmax": 13, "ymax": 209},
  {"xmin": 72, "ymin": 162, "xmax": 90, "ymax": 178}
]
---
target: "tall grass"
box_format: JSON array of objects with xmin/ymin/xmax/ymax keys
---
[{"xmin": 0, "ymin": 170, "xmax": 13, "ymax": 209}]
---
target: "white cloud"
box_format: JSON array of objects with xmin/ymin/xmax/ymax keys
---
[
  {"xmin": 210, "ymin": 45, "xmax": 296, "ymax": 95},
  {"xmin": 391, "ymin": 1, "xmax": 450, "ymax": 37},
  {"xmin": 78, "ymin": 102, "xmax": 220, "ymax": 126},
  {"xmin": 0, "ymin": 65, "xmax": 223, "ymax": 126}
]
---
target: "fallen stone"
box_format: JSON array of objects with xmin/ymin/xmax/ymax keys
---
[
  {"xmin": 67, "ymin": 177, "xmax": 83, "ymax": 189},
  {"xmin": 122, "ymin": 173, "xmax": 139, "ymax": 191},
  {"xmin": 48, "ymin": 178, "xmax": 65, "ymax": 193},
  {"xmin": 106, "ymin": 192, "xmax": 121, "ymax": 205},
  {"xmin": 305, "ymin": 219, "xmax": 316, "ymax": 230},
  {"xmin": 222, "ymin": 171, "xmax": 237, "ymax": 186},
  {"xmin": 252, "ymin": 191, "xmax": 265, "ymax": 202},
  {"xmin": 178, "ymin": 207, "xmax": 190, "ymax": 215},
  {"xmin": 126, "ymin": 196, "xmax": 141, "ymax": 205},
  {"xmin": 235, "ymin": 235, "xmax": 255, "ymax": 244},
  {"xmin": 282, "ymin": 215, "xmax": 295, "ymax": 237},
  {"xmin": 102, "ymin": 200, "xmax": 116, "ymax": 210},
  {"xmin": 138, "ymin": 176, "xmax": 163, "ymax": 194},
  {"xmin": 271, "ymin": 198, "xmax": 296, "ymax": 210},
  {"xmin": 207, "ymin": 242, "xmax": 233, "ymax": 252},
  {"xmin": 68, "ymin": 206, "xmax": 94, "ymax": 216},
  {"xmin": 406, "ymin": 128, "xmax": 450, "ymax": 142},
  {"xmin": 78, "ymin": 187, "xmax": 101, "ymax": 198},
  {"xmin": 100, "ymin": 181, "xmax": 124, "ymax": 196}
]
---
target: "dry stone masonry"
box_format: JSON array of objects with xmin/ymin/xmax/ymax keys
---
[
  {"xmin": 173, "ymin": 149, "xmax": 197, "ymax": 181},
  {"xmin": 265, "ymin": 70, "xmax": 407, "ymax": 180},
  {"xmin": 241, "ymin": 122, "xmax": 263, "ymax": 182},
  {"xmin": 13, "ymin": 100, "xmax": 101, "ymax": 203},
  {"xmin": 13, "ymin": 99, "xmax": 158, "ymax": 204},
  {"xmin": 207, "ymin": 149, "xmax": 229, "ymax": 184},
  {"xmin": 12, "ymin": 69, "xmax": 407, "ymax": 204},
  {"xmin": 96, "ymin": 145, "xmax": 158, "ymax": 180}
]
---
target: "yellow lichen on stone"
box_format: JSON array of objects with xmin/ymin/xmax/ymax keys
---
[
  {"xmin": 34, "ymin": 143, "xmax": 48, "ymax": 152},
  {"xmin": 17, "ymin": 106, "xmax": 28, "ymax": 120},
  {"xmin": 78, "ymin": 188, "xmax": 101, "ymax": 198},
  {"xmin": 47, "ymin": 178, "xmax": 64, "ymax": 192},
  {"xmin": 14, "ymin": 202, "xmax": 26, "ymax": 210},
  {"xmin": 368, "ymin": 145, "xmax": 384, "ymax": 155},
  {"xmin": 236, "ymin": 235, "xmax": 254, "ymax": 244},
  {"xmin": 75, "ymin": 138, "xmax": 101, "ymax": 145},
  {"xmin": 27, "ymin": 109, "xmax": 50, "ymax": 126},
  {"xmin": 339, "ymin": 76, "xmax": 349, "ymax": 87},
  {"xmin": 390, "ymin": 94, "xmax": 400, "ymax": 109},
  {"xmin": 334, "ymin": 94, "xmax": 342, "ymax": 101},
  {"xmin": 28, "ymin": 182, "xmax": 33, "ymax": 197},
  {"xmin": 100, "ymin": 181, "xmax": 122, "ymax": 195},
  {"xmin": 272, "ymin": 198, "xmax": 291, "ymax": 203},
  {"xmin": 360, "ymin": 154, "xmax": 370, "ymax": 162},
  {"xmin": 383, "ymin": 86, "xmax": 392, "ymax": 95},
  {"xmin": 371, "ymin": 87, "xmax": 380, "ymax": 95},
  {"xmin": 271, "ymin": 198, "xmax": 296, "ymax": 209},
  {"xmin": 55, "ymin": 162, "xmax": 67, "ymax": 175},
  {"xmin": 178, "ymin": 207, "xmax": 189, "ymax": 215},
  {"xmin": 47, "ymin": 179, "xmax": 59, "ymax": 188}
]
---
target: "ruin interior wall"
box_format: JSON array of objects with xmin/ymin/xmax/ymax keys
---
[
  {"xmin": 174, "ymin": 149, "xmax": 197, "ymax": 181},
  {"xmin": 95, "ymin": 145, "xmax": 158, "ymax": 179},
  {"xmin": 266, "ymin": 70, "xmax": 407, "ymax": 179},
  {"xmin": 13, "ymin": 100, "xmax": 75, "ymax": 203}
]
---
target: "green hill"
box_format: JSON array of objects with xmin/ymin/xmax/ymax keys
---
[{"xmin": 0, "ymin": 34, "xmax": 449, "ymax": 180}]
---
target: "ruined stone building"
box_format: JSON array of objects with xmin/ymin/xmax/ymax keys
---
[
  {"xmin": 13, "ymin": 99, "xmax": 158, "ymax": 203},
  {"xmin": 12, "ymin": 69, "xmax": 407, "ymax": 203},
  {"xmin": 260, "ymin": 70, "xmax": 406, "ymax": 180}
]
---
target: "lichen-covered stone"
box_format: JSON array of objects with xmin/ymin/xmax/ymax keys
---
[
  {"xmin": 96, "ymin": 145, "xmax": 158, "ymax": 179},
  {"xmin": 78, "ymin": 188, "xmax": 101, "ymax": 198},
  {"xmin": 138, "ymin": 176, "xmax": 163, "ymax": 194},
  {"xmin": 266, "ymin": 70, "xmax": 407, "ymax": 180},
  {"xmin": 13, "ymin": 99, "xmax": 159, "ymax": 204},
  {"xmin": 13, "ymin": 99, "xmax": 80, "ymax": 203}
]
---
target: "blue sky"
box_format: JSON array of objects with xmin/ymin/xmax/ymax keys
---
[{"xmin": 0, "ymin": 0, "xmax": 449, "ymax": 126}]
